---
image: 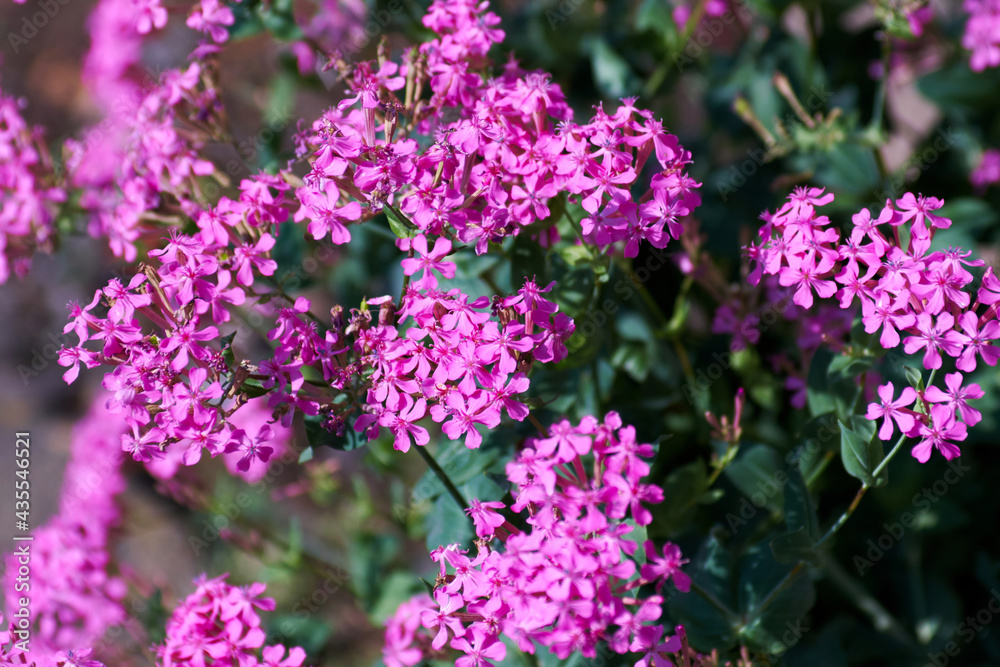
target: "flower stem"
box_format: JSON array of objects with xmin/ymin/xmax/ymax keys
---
[
  {"xmin": 818, "ymin": 484, "xmax": 868, "ymax": 547},
  {"xmin": 690, "ymin": 579, "xmax": 740, "ymax": 626},
  {"xmin": 740, "ymin": 563, "xmax": 804, "ymax": 630},
  {"xmin": 818, "ymin": 550, "xmax": 918, "ymax": 649},
  {"xmin": 415, "ymin": 445, "xmax": 472, "ymax": 519},
  {"xmin": 871, "ymin": 429, "xmax": 909, "ymax": 482}
]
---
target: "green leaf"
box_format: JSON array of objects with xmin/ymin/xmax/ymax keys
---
[
  {"xmin": 918, "ymin": 62, "xmax": 1000, "ymax": 112},
  {"xmin": 903, "ymin": 364, "xmax": 925, "ymax": 391},
  {"xmin": 737, "ymin": 544, "xmax": 816, "ymax": 653},
  {"xmin": 348, "ymin": 533, "xmax": 400, "ymax": 612},
  {"xmin": 651, "ymin": 459, "xmax": 712, "ymax": 537},
  {"xmin": 610, "ymin": 342, "xmax": 651, "ymax": 382},
  {"xmin": 522, "ymin": 192, "xmax": 566, "ymax": 236},
  {"xmin": 425, "ymin": 494, "xmax": 475, "ymax": 551},
  {"xmin": 228, "ymin": 0, "xmax": 265, "ymax": 40},
  {"xmin": 384, "ymin": 205, "xmax": 416, "ymax": 239},
  {"xmin": 635, "ymin": 0, "xmax": 678, "ymax": 44},
  {"xmin": 827, "ymin": 354, "xmax": 874, "ymax": 382},
  {"xmin": 807, "ymin": 347, "xmax": 858, "ymax": 420},
  {"xmin": 796, "ymin": 414, "xmax": 841, "ymax": 483},
  {"xmin": 666, "ymin": 533, "xmax": 739, "ymax": 651},
  {"xmin": 510, "ymin": 233, "xmax": 549, "ymax": 289},
  {"xmin": 784, "ymin": 462, "xmax": 819, "ymax": 541},
  {"xmin": 138, "ymin": 588, "xmax": 169, "ymax": 645},
  {"xmin": 267, "ymin": 614, "xmax": 332, "ymax": 656},
  {"xmin": 298, "ymin": 446, "xmax": 314, "ymax": 464},
  {"xmin": 220, "ymin": 331, "xmax": 237, "ymax": 368},
  {"xmin": 370, "ymin": 571, "xmax": 425, "ymax": 623},
  {"xmin": 817, "ymin": 143, "xmax": 880, "ymax": 195},
  {"xmin": 589, "ymin": 38, "xmax": 637, "ymax": 99},
  {"xmin": 771, "ymin": 528, "xmax": 817, "ymax": 564},
  {"xmin": 242, "ymin": 377, "xmax": 270, "ymax": 399},
  {"xmin": 410, "ymin": 438, "xmax": 503, "ymax": 507},
  {"xmin": 839, "ymin": 415, "xmax": 885, "ymax": 486},
  {"xmin": 930, "ymin": 197, "xmax": 998, "ymax": 253},
  {"xmin": 256, "ymin": 0, "xmax": 303, "ymax": 41},
  {"xmin": 557, "ymin": 244, "xmax": 594, "ymax": 267},
  {"xmin": 724, "ymin": 444, "xmax": 784, "ymax": 515},
  {"xmin": 627, "ymin": 520, "xmax": 649, "ymax": 564},
  {"xmin": 284, "ymin": 517, "xmax": 303, "ymax": 567},
  {"xmin": 272, "ymin": 221, "xmax": 308, "ymax": 286}
]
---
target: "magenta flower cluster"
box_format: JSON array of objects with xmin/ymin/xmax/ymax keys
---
[
  {"xmin": 963, "ymin": 0, "xmax": 1000, "ymax": 71},
  {"xmin": 47, "ymin": 0, "xmax": 709, "ymax": 471},
  {"xmin": 293, "ymin": 0, "xmax": 700, "ymax": 258},
  {"xmin": 1, "ymin": 397, "xmax": 129, "ymax": 666},
  {"xmin": 383, "ymin": 413, "xmax": 690, "ymax": 667},
  {"xmin": 354, "ymin": 273, "xmax": 575, "ymax": 451},
  {"xmin": 62, "ymin": 62, "xmax": 218, "ymax": 264},
  {"xmin": 155, "ymin": 575, "xmax": 307, "ymax": 667},
  {"xmin": 0, "ymin": 84, "xmax": 65, "ymax": 284},
  {"xmin": 971, "ymin": 149, "xmax": 1000, "ymax": 192},
  {"xmin": 56, "ymin": 204, "xmax": 573, "ymax": 465},
  {"xmin": 745, "ymin": 187, "xmax": 991, "ymax": 462}
]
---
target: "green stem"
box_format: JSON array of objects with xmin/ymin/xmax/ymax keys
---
[
  {"xmin": 204, "ymin": 498, "xmax": 346, "ymax": 582},
  {"xmin": 614, "ymin": 256, "xmax": 696, "ymax": 382},
  {"xmin": 749, "ymin": 365, "xmax": 935, "ymax": 635},
  {"xmin": 818, "ymin": 551, "xmax": 918, "ymax": 649},
  {"xmin": 749, "ymin": 479, "xmax": 870, "ymax": 626},
  {"xmin": 415, "ymin": 445, "xmax": 472, "ymax": 519},
  {"xmin": 818, "ymin": 484, "xmax": 868, "ymax": 547},
  {"xmin": 870, "ymin": 429, "xmax": 909, "ymax": 482},
  {"xmin": 677, "ymin": 0, "xmax": 711, "ymax": 60},
  {"xmin": 743, "ymin": 563, "xmax": 804, "ymax": 629},
  {"xmin": 820, "ymin": 365, "xmax": 933, "ymax": 545},
  {"xmin": 869, "ymin": 32, "xmax": 892, "ymax": 133},
  {"xmin": 690, "ymin": 579, "xmax": 740, "ymax": 625},
  {"xmin": 613, "ymin": 257, "xmax": 669, "ymax": 331},
  {"xmin": 706, "ymin": 439, "xmax": 741, "ymax": 487}
]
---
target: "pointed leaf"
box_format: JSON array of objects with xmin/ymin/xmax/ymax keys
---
[{"xmin": 839, "ymin": 415, "xmax": 885, "ymax": 486}]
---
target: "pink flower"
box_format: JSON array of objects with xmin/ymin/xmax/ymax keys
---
[
  {"xmin": 378, "ymin": 395, "xmax": 430, "ymax": 452},
  {"xmin": 911, "ymin": 404, "xmax": 966, "ymax": 463},
  {"xmin": 133, "ymin": 0, "xmax": 167, "ymax": 33},
  {"xmin": 465, "ymin": 499, "xmax": 506, "ymax": 538},
  {"xmin": 964, "ymin": 3, "xmax": 1000, "ymax": 71},
  {"xmin": 954, "ymin": 311, "xmax": 1000, "ymax": 371},
  {"xmin": 978, "ymin": 267, "xmax": 1000, "ymax": 305},
  {"xmin": 778, "ymin": 252, "xmax": 837, "ymax": 309},
  {"xmin": 419, "ymin": 593, "xmax": 466, "ymax": 650},
  {"xmin": 295, "ymin": 181, "xmax": 363, "ymax": 244},
  {"xmin": 902, "ymin": 312, "xmax": 964, "ymax": 370},
  {"xmin": 55, "ymin": 649, "xmax": 106, "ymax": 667},
  {"xmin": 260, "ymin": 645, "xmax": 307, "ymax": 667},
  {"xmin": 924, "ymin": 372, "xmax": 985, "ymax": 427},
  {"xmin": 225, "ymin": 425, "xmax": 276, "ymax": 472},
  {"xmin": 894, "ymin": 193, "xmax": 949, "ymax": 240},
  {"xmin": 233, "ymin": 234, "xmax": 278, "ymax": 286},
  {"xmin": 640, "ymin": 541, "xmax": 691, "ymax": 593},
  {"xmin": 433, "ymin": 391, "xmax": 500, "ymax": 449},
  {"xmin": 861, "ymin": 294, "xmax": 915, "ymax": 349},
  {"xmin": 400, "ymin": 234, "xmax": 456, "ymax": 289},
  {"xmin": 631, "ymin": 625, "xmax": 682, "ymax": 667},
  {"xmin": 866, "ymin": 382, "xmax": 918, "ymax": 440},
  {"xmin": 451, "ymin": 629, "xmax": 506, "ymax": 667},
  {"xmin": 186, "ymin": 0, "xmax": 235, "ymax": 43},
  {"xmin": 972, "ymin": 149, "xmax": 1000, "ymax": 191}
]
